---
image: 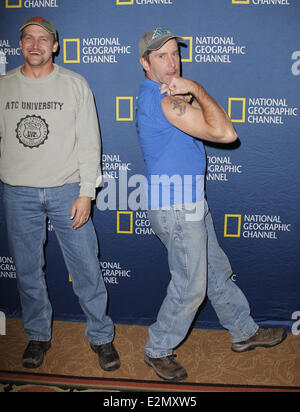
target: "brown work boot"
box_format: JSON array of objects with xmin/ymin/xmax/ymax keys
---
[
  {"xmin": 232, "ymin": 328, "xmax": 287, "ymax": 353},
  {"xmin": 144, "ymin": 354, "xmax": 188, "ymax": 382},
  {"xmin": 90, "ymin": 342, "xmax": 120, "ymax": 372}
]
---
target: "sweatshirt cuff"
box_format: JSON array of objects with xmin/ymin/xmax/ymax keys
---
[{"xmin": 79, "ymin": 183, "xmax": 96, "ymax": 200}]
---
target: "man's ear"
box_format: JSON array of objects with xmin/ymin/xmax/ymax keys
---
[
  {"xmin": 140, "ymin": 57, "xmax": 150, "ymax": 73},
  {"xmin": 52, "ymin": 41, "xmax": 59, "ymax": 54}
]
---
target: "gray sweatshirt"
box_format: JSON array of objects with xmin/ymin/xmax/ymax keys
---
[{"xmin": 0, "ymin": 64, "xmax": 102, "ymax": 199}]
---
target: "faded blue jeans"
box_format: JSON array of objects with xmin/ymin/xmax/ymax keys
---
[
  {"xmin": 3, "ymin": 183, "xmax": 114, "ymax": 346},
  {"xmin": 146, "ymin": 199, "xmax": 258, "ymax": 358}
]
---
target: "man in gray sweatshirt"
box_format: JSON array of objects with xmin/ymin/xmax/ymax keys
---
[{"xmin": 0, "ymin": 16, "xmax": 120, "ymax": 372}]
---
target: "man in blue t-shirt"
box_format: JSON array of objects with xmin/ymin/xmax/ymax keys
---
[{"xmin": 136, "ymin": 28, "xmax": 286, "ymax": 382}]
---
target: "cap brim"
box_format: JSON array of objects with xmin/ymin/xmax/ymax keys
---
[{"xmin": 148, "ymin": 35, "xmax": 185, "ymax": 52}]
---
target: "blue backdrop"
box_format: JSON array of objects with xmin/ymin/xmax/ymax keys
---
[{"xmin": 0, "ymin": 0, "xmax": 299, "ymax": 332}]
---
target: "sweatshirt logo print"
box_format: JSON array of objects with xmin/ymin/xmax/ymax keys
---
[{"xmin": 16, "ymin": 115, "xmax": 49, "ymax": 149}]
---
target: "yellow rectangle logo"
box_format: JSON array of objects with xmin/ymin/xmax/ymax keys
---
[
  {"xmin": 116, "ymin": 0, "xmax": 134, "ymax": 5},
  {"xmin": 63, "ymin": 39, "xmax": 80, "ymax": 64},
  {"xmin": 116, "ymin": 97, "xmax": 133, "ymax": 121},
  {"xmin": 6, "ymin": 0, "xmax": 22, "ymax": 7},
  {"xmin": 224, "ymin": 214, "xmax": 242, "ymax": 238},
  {"xmin": 232, "ymin": 0, "xmax": 250, "ymax": 4},
  {"xmin": 228, "ymin": 98, "xmax": 246, "ymax": 123},
  {"xmin": 117, "ymin": 211, "xmax": 133, "ymax": 234},
  {"xmin": 181, "ymin": 37, "xmax": 193, "ymax": 63}
]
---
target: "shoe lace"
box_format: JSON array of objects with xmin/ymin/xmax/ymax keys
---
[{"xmin": 166, "ymin": 354, "xmax": 178, "ymax": 364}]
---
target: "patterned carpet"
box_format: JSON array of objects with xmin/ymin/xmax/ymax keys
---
[{"xmin": 0, "ymin": 319, "xmax": 299, "ymax": 392}]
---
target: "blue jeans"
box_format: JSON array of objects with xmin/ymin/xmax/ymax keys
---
[
  {"xmin": 146, "ymin": 199, "xmax": 258, "ymax": 358},
  {"xmin": 3, "ymin": 183, "xmax": 114, "ymax": 346}
]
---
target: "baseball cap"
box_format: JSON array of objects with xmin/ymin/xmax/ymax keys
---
[
  {"xmin": 139, "ymin": 28, "xmax": 184, "ymax": 57},
  {"xmin": 19, "ymin": 16, "xmax": 58, "ymax": 41}
]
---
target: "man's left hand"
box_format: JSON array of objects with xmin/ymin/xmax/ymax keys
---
[{"xmin": 70, "ymin": 196, "xmax": 92, "ymax": 230}]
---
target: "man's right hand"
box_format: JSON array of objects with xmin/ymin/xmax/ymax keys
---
[{"xmin": 160, "ymin": 77, "xmax": 197, "ymax": 98}]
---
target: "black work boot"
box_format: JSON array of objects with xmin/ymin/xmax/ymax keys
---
[{"xmin": 22, "ymin": 340, "xmax": 51, "ymax": 369}]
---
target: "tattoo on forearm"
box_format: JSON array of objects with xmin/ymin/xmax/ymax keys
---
[{"xmin": 171, "ymin": 100, "xmax": 187, "ymax": 117}]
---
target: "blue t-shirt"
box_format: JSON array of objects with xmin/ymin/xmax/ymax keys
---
[{"xmin": 137, "ymin": 79, "xmax": 206, "ymax": 209}]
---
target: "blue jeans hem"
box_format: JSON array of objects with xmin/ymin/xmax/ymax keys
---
[
  {"xmin": 230, "ymin": 325, "xmax": 259, "ymax": 344},
  {"xmin": 89, "ymin": 335, "xmax": 114, "ymax": 347},
  {"xmin": 27, "ymin": 336, "xmax": 51, "ymax": 342},
  {"xmin": 145, "ymin": 350, "xmax": 173, "ymax": 359}
]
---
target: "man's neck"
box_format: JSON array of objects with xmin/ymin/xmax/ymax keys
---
[{"xmin": 21, "ymin": 62, "xmax": 55, "ymax": 79}]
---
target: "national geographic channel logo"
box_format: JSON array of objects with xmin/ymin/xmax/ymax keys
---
[
  {"xmin": 5, "ymin": 0, "xmax": 59, "ymax": 8},
  {"xmin": 232, "ymin": 0, "xmax": 290, "ymax": 5},
  {"xmin": 224, "ymin": 214, "xmax": 292, "ymax": 240},
  {"xmin": 63, "ymin": 37, "xmax": 131, "ymax": 65},
  {"xmin": 181, "ymin": 36, "xmax": 247, "ymax": 64},
  {"xmin": 102, "ymin": 153, "xmax": 132, "ymax": 179},
  {"xmin": 69, "ymin": 261, "xmax": 132, "ymax": 286},
  {"xmin": 0, "ymin": 256, "xmax": 17, "ymax": 279},
  {"xmin": 101, "ymin": 261, "xmax": 132, "ymax": 286},
  {"xmin": 116, "ymin": 211, "xmax": 155, "ymax": 236},
  {"xmin": 228, "ymin": 97, "xmax": 298, "ymax": 125},
  {"xmin": 206, "ymin": 155, "xmax": 243, "ymax": 182},
  {"xmin": 0, "ymin": 40, "xmax": 21, "ymax": 75}
]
